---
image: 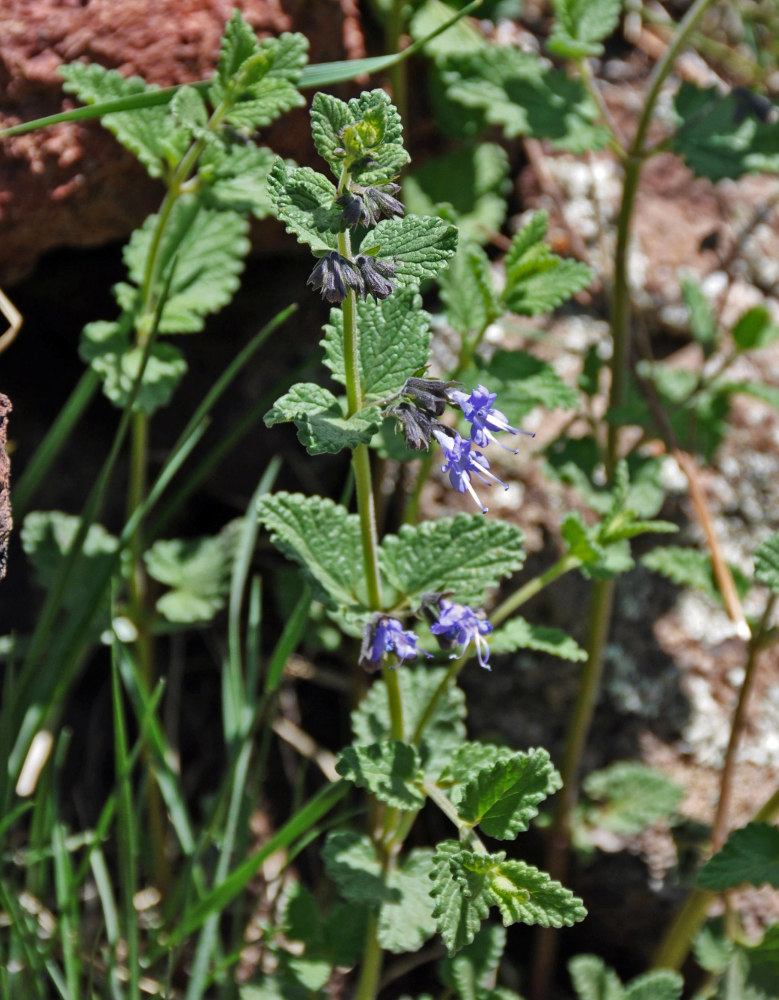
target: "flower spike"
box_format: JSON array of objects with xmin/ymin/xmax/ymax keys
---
[
  {"xmin": 448, "ymin": 384, "xmax": 534, "ymax": 452},
  {"xmin": 432, "ymin": 429, "xmax": 508, "ymax": 513}
]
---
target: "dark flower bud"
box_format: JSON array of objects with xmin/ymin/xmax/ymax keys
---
[
  {"xmin": 307, "ymin": 251, "xmax": 364, "ymax": 303},
  {"xmin": 392, "ymin": 401, "xmax": 438, "ymax": 450},
  {"xmin": 363, "ymin": 183, "xmax": 405, "ymax": 224},
  {"xmin": 354, "ymin": 254, "xmax": 395, "ymax": 301},
  {"xmin": 403, "ymin": 377, "xmax": 458, "ymax": 417},
  {"xmin": 336, "ymin": 191, "xmax": 371, "ymax": 228}
]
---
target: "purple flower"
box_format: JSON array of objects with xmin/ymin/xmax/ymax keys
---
[
  {"xmin": 362, "ymin": 183, "xmax": 405, "ymax": 224},
  {"xmin": 448, "ymin": 384, "xmax": 533, "ymax": 451},
  {"xmin": 354, "ymin": 254, "xmax": 395, "ymax": 300},
  {"xmin": 430, "ymin": 599, "xmax": 494, "ymax": 670},
  {"xmin": 359, "ymin": 615, "xmax": 429, "ymax": 671},
  {"xmin": 307, "ymin": 251, "xmax": 364, "ymax": 303},
  {"xmin": 432, "ymin": 429, "xmax": 508, "ymax": 513}
]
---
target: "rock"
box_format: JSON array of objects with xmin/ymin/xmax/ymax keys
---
[{"xmin": 0, "ymin": 0, "xmax": 365, "ymax": 285}]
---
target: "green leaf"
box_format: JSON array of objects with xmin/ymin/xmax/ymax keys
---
[
  {"xmin": 569, "ymin": 955, "xmax": 625, "ymax": 1000},
  {"xmin": 581, "ymin": 762, "xmax": 684, "ymax": 837},
  {"xmin": 257, "ymin": 493, "xmax": 366, "ymax": 625},
  {"xmin": 693, "ymin": 918, "xmax": 732, "ymax": 975},
  {"xmin": 642, "ymin": 546, "xmax": 750, "ymax": 606},
  {"xmin": 625, "ymin": 971, "xmax": 684, "ymax": 1000},
  {"xmin": 682, "ymin": 277, "xmax": 718, "ymax": 355},
  {"xmin": 455, "ymin": 748, "xmax": 562, "ymax": 838},
  {"xmin": 368, "ymin": 215, "xmax": 458, "ymax": 287},
  {"xmin": 21, "ymin": 512, "xmax": 119, "ymax": 620},
  {"xmin": 59, "ymin": 62, "xmax": 188, "ymax": 178},
  {"xmin": 201, "ymin": 143, "xmax": 277, "ymax": 218},
  {"xmin": 430, "ymin": 841, "xmax": 493, "ymax": 955},
  {"xmin": 403, "ymin": 143, "xmax": 510, "ymax": 244},
  {"xmin": 669, "ymin": 84, "xmax": 779, "ymax": 182},
  {"xmin": 144, "ymin": 521, "xmax": 241, "ymax": 624},
  {"xmin": 440, "ymin": 48, "xmax": 611, "ymax": 152},
  {"xmin": 322, "ymin": 902, "xmax": 371, "ymax": 967},
  {"xmin": 79, "ymin": 320, "xmax": 187, "ymax": 415},
  {"xmin": 121, "ymin": 199, "xmax": 251, "ymax": 333},
  {"xmin": 697, "ymin": 823, "xmax": 779, "ymax": 890},
  {"xmin": 410, "ymin": 0, "xmax": 487, "ymax": 58},
  {"xmin": 476, "ymin": 349, "xmax": 578, "ymax": 421},
  {"xmin": 548, "ymin": 0, "xmax": 622, "ymax": 59},
  {"xmin": 310, "ymin": 92, "xmax": 354, "ymax": 172},
  {"xmin": 380, "ymin": 514, "xmax": 526, "ymax": 609},
  {"xmin": 322, "ymin": 290, "xmax": 431, "ymax": 401},
  {"xmin": 489, "ymin": 617, "xmax": 587, "ymax": 662},
  {"xmin": 378, "ymin": 849, "xmax": 438, "ymax": 953},
  {"xmin": 439, "ymin": 923, "xmax": 507, "ymax": 1000},
  {"xmin": 743, "ymin": 924, "xmax": 779, "ymax": 999},
  {"xmin": 440, "ymin": 242, "xmax": 500, "ymax": 336},
  {"xmin": 268, "ymin": 159, "xmax": 341, "ymax": 253},
  {"xmin": 732, "ymin": 306, "xmax": 779, "ymax": 352},
  {"xmin": 754, "ymin": 532, "xmax": 779, "ymax": 594},
  {"xmin": 501, "ymin": 212, "xmax": 592, "ymax": 315},
  {"xmin": 562, "ymin": 511, "xmax": 634, "ymax": 580},
  {"xmin": 283, "ymin": 882, "xmax": 323, "ymax": 945},
  {"xmin": 335, "ymin": 742, "xmax": 425, "ymax": 809},
  {"xmin": 352, "ymin": 667, "xmax": 467, "ymax": 778},
  {"xmin": 322, "ymin": 830, "xmax": 393, "ymax": 905},
  {"xmin": 264, "ymin": 383, "xmax": 382, "ymax": 455},
  {"xmin": 488, "ymin": 859, "xmax": 586, "ymax": 928},
  {"xmin": 439, "ymin": 742, "xmax": 513, "ymax": 787}
]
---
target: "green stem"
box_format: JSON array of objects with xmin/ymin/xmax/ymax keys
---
[
  {"xmin": 491, "ymin": 555, "xmax": 582, "ymax": 627},
  {"xmin": 355, "ymin": 912, "xmax": 383, "ymax": 1000}
]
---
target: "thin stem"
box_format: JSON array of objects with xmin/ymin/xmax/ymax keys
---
[
  {"xmin": 354, "ymin": 913, "xmax": 383, "ymax": 1000},
  {"xmin": 491, "ymin": 555, "xmax": 582, "ymax": 627}
]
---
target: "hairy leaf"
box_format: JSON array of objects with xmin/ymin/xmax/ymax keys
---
[
  {"xmin": 548, "ymin": 0, "xmax": 622, "ymax": 59},
  {"xmin": 440, "ymin": 242, "xmax": 500, "ymax": 337},
  {"xmin": 669, "ymin": 84, "xmax": 779, "ymax": 182},
  {"xmin": 754, "ymin": 531, "xmax": 779, "ymax": 594},
  {"xmin": 488, "ymin": 860, "xmax": 586, "ymax": 927},
  {"xmin": 378, "ymin": 850, "xmax": 438, "ymax": 953},
  {"xmin": 336, "ymin": 742, "xmax": 425, "ymax": 809},
  {"xmin": 264, "ymin": 383, "xmax": 382, "ymax": 455},
  {"xmin": 439, "ymin": 923, "xmax": 507, "ymax": 1000},
  {"xmin": 403, "ymin": 143, "xmax": 510, "ymax": 244},
  {"xmin": 625, "ymin": 971, "xmax": 684, "ymax": 1000},
  {"xmin": 581, "ymin": 762, "xmax": 683, "ymax": 837},
  {"xmin": 201, "ymin": 143, "xmax": 276, "ymax": 218},
  {"xmin": 642, "ymin": 546, "xmax": 750, "ymax": 606},
  {"xmin": 455, "ymin": 748, "xmax": 562, "ymax": 838},
  {"xmin": 430, "ymin": 841, "xmax": 492, "ymax": 955},
  {"xmin": 79, "ymin": 320, "xmax": 187, "ymax": 415},
  {"xmin": 489, "ymin": 617, "xmax": 587, "ymax": 662},
  {"xmin": 368, "ymin": 215, "xmax": 458, "ymax": 287},
  {"xmin": 322, "ymin": 830, "xmax": 393, "ymax": 905},
  {"xmin": 59, "ymin": 63, "xmax": 187, "ymax": 177},
  {"xmin": 380, "ymin": 515, "xmax": 525, "ymax": 608},
  {"xmin": 568, "ymin": 955, "xmax": 625, "ymax": 1000},
  {"xmin": 352, "ymin": 667, "xmax": 466, "ymax": 778},
  {"xmin": 256, "ymin": 493, "xmax": 366, "ymax": 623},
  {"xmin": 322, "ymin": 290, "xmax": 431, "ymax": 401},
  {"xmin": 268, "ymin": 159, "xmax": 341, "ymax": 252},
  {"xmin": 697, "ymin": 823, "xmax": 779, "ymax": 890},
  {"xmin": 144, "ymin": 522, "xmax": 241, "ymax": 624}
]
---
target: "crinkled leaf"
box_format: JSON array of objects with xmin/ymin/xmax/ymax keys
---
[
  {"xmin": 732, "ymin": 305, "xmax": 779, "ymax": 352},
  {"xmin": 548, "ymin": 0, "xmax": 622, "ymax": 59},
  {"xmin": 439, "ymin": 923, "xmax": 507, "ymax": 1000},
  {"xmin": 754, "ymin": 532, "xmax": 779, "ymax": 594},
  {"xmin": 144, "ymin": 521, "xmax": 241, "ymax": 624},
  {"xmin": 569, "ymin": 955, "xmax": 625, "ymax": 1000},
  {"xmin": 201, "ymin": 143, "xmax": 276, "ymax": 218},
  {"xmin": 336, "ymin": 742, "xmax": 425, "ymax": 809},
  {"xmin": 430, "ymin": 841, "xmax": 492, "ymax": 955},
  {"xmin": 693, "ymin": 918, "xmax": 732, "ymax": 975},
  {"xmin": 441, "ymin": 48, "xmax": 611, "ymax": 152},
  {"xmin": 256, "ymin": 493, "xmax": 365, "ymax": 622},
  {"xmin": 488, "ymin": 860, "xmax": 586, "ymax": 928},
  {"xmin": 440, "ymin": 242, "xmax": 500, "ymax": 336},
  {"xmin": 21, "ymin": 512, "xmax": 118, "ymax": 621},
  {"xmin": 368, "ymin": 215, "xmax": 458, "ymax": 287},
  {"xmin": 669, "ymin": 84, "xmax": 779, "ymax": 182},
  {"xmin": 170, "ymin": 85, "xmax": 209, "ymax": 133},
  {"xmin": 352, "ymin": 667, "xmax": 466, "ymax": 778},
  {"xmin": 625, "ymin": 971, "xmax": 684, "ymax": 1000},
  {"xmin": 642, "ymin": 546, "xmax": 751, "ymax": 606},
  {"xmin": 489, "ymin": 617, "xmax": 587, "ymax": 662},
  {"xmin": 310, "ymin": 92, "xmax": 354, "ymax": 173},
  {"xmin": 122, "ymin": 199, "xmax": 250, "ymax": 333},
  {"xmin": 322, "ymin": 830, "xmax": 393, "ymax": 905},
  {"xmin": 581, "ymin": 762, "xmax": 684, "ymax": 837},
  {"xmin": 501, "ymin": 213, "xmax": 592, "ymax": 315},
  {"xmin": 403, "ymin": 143, "xmax": 510, "ymax": 244},
  {"xmin": 697, "ymin": 823, "xmax": 779, "ymax": 890},
  {"xmin": 268, "ymin": 159, "xmax": 341, "ymax": 252},
  {"xmin": 264, "ymin": 383, "xmax": 381, "ymax": 455},
  {"xmin": 439, "ymin": 743, "xmax": 514, "ymax": 788},
  {"xmin": 476, "ymin": 349, "xmax": 578, "ymax": 420},
  {"xmin": 380, "ymin": 515, "xmax": 526, "ymax": 609},
  {"xmin": 79, "ymin": 320, "xmax": 187, "ymax": 415},
  {"xmin": 322, "ymin": 290, "xmax": 431, "ymax": 401},
  {"xmin": 378, "ymin": 850, "xmax": 438, "ymax": 953},
  {"xmin": 59, "ymin": 63, "xmax": 188, "ymax": 177},
  {"xmin": 455, "ymin": 748, "xmax": 562, "ymax": 838}
]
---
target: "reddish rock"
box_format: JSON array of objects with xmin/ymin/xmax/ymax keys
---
[{"xmin": 0, "ymin": 0, "xmax": 365, "ymax": 284}]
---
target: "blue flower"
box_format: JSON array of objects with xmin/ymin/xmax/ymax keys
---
[
  {"xmin": 432, "ymin": 429, "xmax": 508, "ymax": 513},
  {"xmin": 430, "ymin": 599, "xmax": 494, "ymax": 670},
  {"xmin": 360, "ymin": 615, "xmax": 429, "ymax": 671},
  {"xmin": 448, "ymin": 384, "xmax": 533, "ymax": 451}
]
